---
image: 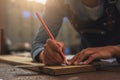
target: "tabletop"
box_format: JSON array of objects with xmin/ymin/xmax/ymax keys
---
[{"xmin": 0, "ymin": 62, "xmax": 120, "ymax": 80}]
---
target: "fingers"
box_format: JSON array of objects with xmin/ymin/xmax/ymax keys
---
[
  {"xmin": 45, "ymin": 45, "xmax": 63, "ymax": 63},
  {"xmin": 68, "ymin": 53, "xmax": 80, "ymax": 65},
  {"xmin": 70, "ymin": 46, "xmax": 114, "ymax": 65},
  {"xmin": 83, "ymin": 53, "xmax": 101, "ymax": 64},
  {"xmin": 57, "ymin": 42, "xmax": 64, "ymax": 48},
  {"xmin": 69, "ymin": 49, "xmax": 93, "ymax": 64},
  {"xmin": 57, "ymin": 42, "xmax": 65, "ymax": 52},
  {"xmin": 75, "ymin": 49, "xmax": 95, "ymax": 64},
  {"xmin": 69, "ymin": 48, "xmax": 98, "ymax": 65},
  {"xmin": 42, "ymin": 41, "xmax": 64, "ymax": 65},
  {"xmin": 46, "ymin": 39, "xmax": 59, "ymax": 51},
  {"xmin": 46, "ymin": 39, "xmax": 64, "ymax": 52}
]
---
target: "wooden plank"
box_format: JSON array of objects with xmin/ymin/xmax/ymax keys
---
[
  {"xmin": 0, "ymin": 55, "xmax": 96, "ymax": 75},
  {"xmin": 40, "ymin": 65, "xmax": 96, "ymax": 75},
  {"xmin": 0, "ymin": 55, "xmax": 44, "ymax": 67}
]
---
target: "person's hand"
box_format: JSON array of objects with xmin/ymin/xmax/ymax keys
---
[
  {"xmin": 39, "ymin": 39, "xmax": 65, "ymax": 65},
  {"xmin": 69, "ymin": 46, "xmax": 119, "ymax": 65}
]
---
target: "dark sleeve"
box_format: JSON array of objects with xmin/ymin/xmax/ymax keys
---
[{"xmin": 117, "ymin": 58, "xmax": 120, "ymax": 63}]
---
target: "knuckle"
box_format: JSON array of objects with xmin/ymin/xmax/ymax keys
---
[
  {"xmin": 81, "ymin": 49, "xmax": 89, "ymax": 53},
  {"xmin": 60, "ymin": 42, "xmax": 64, "ymax": 46},
  {"xmin": 47, "ymin": 39, "xmax": 52, "ymax": 43},
  {"xmin": 46, "ymin": 39, "xmax": 49, "ymax": 43},
  {"xmin": 81, "ymin": 49, "xmax": 86, "ymax": 52},
  {"xmin": 86, "ymin": 48, "xmax": 93, "ymax": 51},
  {"xmin": 61, "ymin": 42, "xmax": 64, "ymax": 45},
  {"xmin": 82, "ymin": 52, "xmax": 87, "ymax": 55},
  {"xmin": 90, "ymin": 55, "xmax": 96, "ymax": 59}
]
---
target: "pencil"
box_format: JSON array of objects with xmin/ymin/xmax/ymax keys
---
[{"xmin": 36, "ymin": 12, "xmax": 68, "ymax": 64}]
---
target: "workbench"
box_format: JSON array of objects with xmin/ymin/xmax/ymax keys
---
[{"xmin": 0, "ymin": 62, "xmax": 120, "ymax": 80}]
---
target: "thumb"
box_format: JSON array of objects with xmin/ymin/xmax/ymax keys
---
[
  {"xmin": 57, "ymin": 42, "xmax": 64, "ymax": 48},
  {"xmin": 57, "ymin": 42, "xmax": 65, "ymax": 51}
]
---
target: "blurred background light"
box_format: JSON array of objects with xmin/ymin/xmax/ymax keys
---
[
  {"xmin": 27, "ymin": 0, "xmax": 34, "ymax": 2},
  {"xmin": 27, "ymin": 0, "xmax": 47, "ymax": 5},
  {"xmin": 22, "ymin": 11, "xmax": 31, "ymax": 18},
  {"xmin": 63, "ymin": 17, "xmax": 68, "ymax": 22},
  {"xmin": 11, "ymin": 0, "xmax": 15, "ymax": 3},
  {"xmin": 35, "ymin": 0, "xmax": 47, "ymax": 4}
]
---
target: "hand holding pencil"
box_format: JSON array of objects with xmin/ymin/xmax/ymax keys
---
[
  {"xmin": 40, "ymin": 39, "xmax": 65, "ymax": 65},
  {"xmin": 36, "ymin": 12, "xmax": 68, "ymax": 65}
]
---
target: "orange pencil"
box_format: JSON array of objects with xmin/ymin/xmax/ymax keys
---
[{"xmin": 36, "ymin": 12, "xmax": 68, "ymax": 64}]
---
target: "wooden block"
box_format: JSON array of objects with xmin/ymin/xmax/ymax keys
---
[
  {"xmin": 40, "ymin": 65, "xmax": 96, "ymax": 75},
  {"xmin": 0, "ymin": 55, "xmax": 96, "ymax": 75}
]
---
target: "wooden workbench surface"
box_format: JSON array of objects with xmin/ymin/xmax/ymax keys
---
[
  {"xmin": 0, "ymin": 62, "xmax": 120, "ymax": 80},
  {"xmin": 0, "ymin": 55, "xmax": 96, "ymax": 75}
]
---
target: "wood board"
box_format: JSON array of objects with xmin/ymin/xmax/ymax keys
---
[
  {"xmin": 40, "ymin": 65, "xmax": 96, "ymax": 75},
  {"xmin": 0, "ymin": 55, "xmax": 44, "ymax": 67},
  {"xmin": 0, "ymin": 55, "xmax": 96, "ymax": 75}
]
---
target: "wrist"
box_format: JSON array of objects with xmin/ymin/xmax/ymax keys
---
[
  {"xmin": 111, "ymin": 46, "xmax": 120, "ymax": 58},
  {"xmin": 39, "ymin": 50, "xmax": 44, "ymax": 63}
]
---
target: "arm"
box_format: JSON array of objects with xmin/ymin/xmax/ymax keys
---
[
  {"xmin": 68, "ymin": 1, "xmax": 120, "ymax": 65},
  {"xmin": 69, "ymin": 46, "xmax": 120, "ymax": 65},
  {"xmin": 31, "ymin": 0, "xmax": 65, "ymax": 62}
]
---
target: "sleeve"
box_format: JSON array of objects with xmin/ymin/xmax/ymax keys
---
[
  {"xmin": 31, "ymin": 0, "xmax": 65, "ymax": 61},
  {"xmin": 116, "ymin": 45, "xmax": 120, "ymax": 63}
]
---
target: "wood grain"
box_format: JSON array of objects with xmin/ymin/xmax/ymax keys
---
[
  {"xmin": 40, "ymin": 65, "xmax": 96, "ymax": 75},
  {"xmin": 0, "ymin": 55, "xmax": 44, "ymax": 67},
  {"xmin": 0, "ymin": 55, "xmax": 96, "ymax": 75}
]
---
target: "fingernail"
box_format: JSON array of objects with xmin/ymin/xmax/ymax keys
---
[
  {"xmin": 68, "ymin": 62, "xmax": 72, "ymax": 64},
  {"xmin": 83, "ymin": 62, "xmax": 87, "ymax": 65},
  {"xmin": 67, "ymin": 62, "xmax": 71, "ymax": 65}
]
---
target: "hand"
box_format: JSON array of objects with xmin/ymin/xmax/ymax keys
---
[
  {"xmin": 69, "ymin": 46, "xmax": 119, "ymax": 65},
  {"xmin": 39, "ymin": 39, "xmax": 65, "ymax": 65}
]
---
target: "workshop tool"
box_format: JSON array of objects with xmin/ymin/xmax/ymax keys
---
[{"xmin": 36, "ymin": 12, "xmax": 68, "ymax": 64}]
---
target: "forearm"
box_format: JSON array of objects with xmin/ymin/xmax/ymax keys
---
[
  {"xmin": 31, "ymin": 41, "xmax": 44, "ymax": 61},
  {"xmin": 112, "ymin": 46, "xmax": 120, "ymax": 58},
  {"xmin": 31, "ymin": 0, "xmax": 64, "ymax": 61},
  {"xmin": 81, "ymin": 0, "xmax": 99, "ymax": 8},
  {"xmin": 31, "ymin": 24, "xmax": 61, "ymax": 61}
]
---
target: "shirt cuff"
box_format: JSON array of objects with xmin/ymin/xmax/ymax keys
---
[{"xmin": 32, "ymin": 47, "xmax": 44, "ymax": 61}]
